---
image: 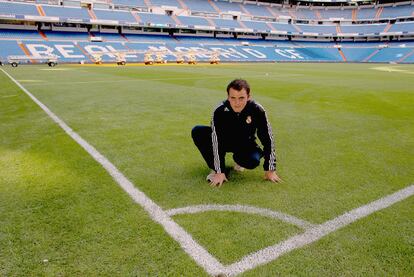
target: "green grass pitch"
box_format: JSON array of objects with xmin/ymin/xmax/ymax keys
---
[{"xmin": 1, "ymin": 63, "xmax": 413, "ymax": 276}]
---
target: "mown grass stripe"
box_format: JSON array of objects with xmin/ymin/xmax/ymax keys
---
[{"xmin": 0, "ymin": 68, "xmax": 225, "ymax": 276}]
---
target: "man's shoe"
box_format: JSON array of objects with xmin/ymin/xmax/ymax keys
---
[
  {"xmin": 234, "ymin": 163, "xmax": 245, "ymax": 172},
  {"xmin": 206, "ymin": 171, "xmax": 215, "ymax": 182}
]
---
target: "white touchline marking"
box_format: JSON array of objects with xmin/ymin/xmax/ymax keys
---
[
  {"xmin": 223, "ymin": 184, "xmax": 414, "ymax": 276},
  {"xmin": 1, "ymin": 94, "xmax": 17, "ymax": 98},
  {"xmin": 166, "ymin": 204, "xmax": 315, "ymax": 230},
  {"xmin": 3, "ymin": 67, "xmax": 413, "ymax": 277},
  {"xmin": 0, "ymin": 68, "xmax": 225, "ymax": 276}
]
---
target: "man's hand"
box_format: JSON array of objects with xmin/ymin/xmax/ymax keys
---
[
  {"xmin": 209, "ymin": 173, "xmax": 228, "ymax": 187},
  {"xmin": 264, "ymin": 171, "xmax": 282, "ymax": 183}
]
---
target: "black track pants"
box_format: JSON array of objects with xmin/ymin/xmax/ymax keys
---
[{"xmin": 191, "ymin": 125, "xmax": 263, "ymax": 172}]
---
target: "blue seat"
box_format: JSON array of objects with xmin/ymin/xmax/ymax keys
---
[
  {"xmin": 388, "ymin": 22, "xmax": 414, "ymax": 33},
  {"xmin": 43, "ymin": 5, "xmax": 90, "ymax": 20},
  {"xmin": 182, "ymin": 0, "xmax": 216, "ymax": 13},
  {"xmin": 242, "ymin": 4, "xmax": 273, "ymax": 17},
  {"xmin": 213, "ymin": 18, "xmax": 242, "ymax": 29},
  {"xmin": 94, "ymin": 9, "xmax": 136, "ymax": 22},
  {"xmin": 381, "ymin": 5, "xmax": 414, "ymax": 19},
  {"xmin": 0, "ymin": 1, "xmax": 39, "ymax": 16}
]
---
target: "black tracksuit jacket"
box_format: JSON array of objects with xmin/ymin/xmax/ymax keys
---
[{"xmin": 211, "ymin": 99, "xmax": 276, "ymax": 173}]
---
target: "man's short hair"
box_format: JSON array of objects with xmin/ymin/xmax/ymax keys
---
[{"xmin": 227, "ymin": 79, "xmax": 250, "ymax": 95}]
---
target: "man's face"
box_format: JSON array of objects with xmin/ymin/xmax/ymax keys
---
[{"xmin": 228, "ymin": 88, "xmax": 250, "ymax": 113}]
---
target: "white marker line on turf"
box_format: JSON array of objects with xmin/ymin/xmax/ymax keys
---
[
  {"xmin": 223, "ymin": 184, "xmax": 414, "ymax": 276},
  {"xmin": 166, "ymin": 204, "xmax": 315, "ymax": 230},
  {"xmin": 0, "ymin": 68, "xmax": 225, "ymax": 276},
  {"xmin": 1, "ymin": 94, "xmax": 17, "ymax": 98}
]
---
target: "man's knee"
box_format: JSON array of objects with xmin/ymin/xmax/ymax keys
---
[
  {"xmin": 191, "ymin": 125, "xmax": 202, "ymax": 139},
  {"xmin": 234, "ymin": 151, "xmax": 261, "ymax": 169},
  {"xmin": 243, "ymin": 157, "xmax": 260, "ymax": 169},
  {"xmin": 191, "ymin": 125, "xmax": 211, "ymax": 144}
]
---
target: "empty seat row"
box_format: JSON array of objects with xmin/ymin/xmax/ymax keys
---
[{"xmin": 2, "ymin": 0, "xmax": 414, "ymax": 21}]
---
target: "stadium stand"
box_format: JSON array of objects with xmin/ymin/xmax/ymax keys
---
[
  {"xmin": 0, "ymin": 0, "xmax": 413, "ymax": 64},
  {"xmin": 269, "ymin": 7, "xmax": 292, "ymax": 19},
  {"xmin": 241, "ymin": 20, "xmax": 272, "ymax": 31},
  {"xmin": 137, "ymin": 12, "xmax": 176, "ymax": 25},
  {"xmin": 176, "ymin": 15, "xmax": 212, "ymax": 27},
  {"xmin": 212, "ymin": 1, "xmax": 244, "ymax": 13},
  {"xmin": 297, "ymin": 24, "xmax": 337, "ymax": 35},
  {"xmin": 150, "ymin": 0, "xmax": 181, "ymax": 8},
  {"xmin": 111, "ymin": 0, "xmax": 147, "ymax": 8},
  {"xmin": 212, "ymin": 18, "xmax": 242, "ymax": 29},
  {"xmin": 357, "ymin": 7, "xmax": 378, "ymax": 20},
  {"xmin": 0, "ymin": 29, "xmax": 41, "ymax": 40},
  {"xmin": 340, "ymin": 24, "xmax": 388, "ymax": 34},
  {"xmin": 368, "ymin": 47, "xmax": 414, "ymax": 62},
  {"xmin": 380, "ymin": 5, "xmax": 414, "ymax": 19},
  {"xmin": 42, "ymin": 5, "xmax": 91, "ymax": 20},
  {"xmin": 242, "ymin": 4, "xmax": 273, "ymax": 17},
  {"xmin": 388, "ymin": 22, "xmax": 414, "ymax": 33},
  {"xmin": 319, "ymin": 8, "xmax": 353, "ymax": 20},
  {"xmin": 0, "ymin": 1, "xmax": 39, "ymax": 16},
  {"xmin": 404, "ymin": 51, "xmax": 414, "ymax": 62},
  {"xmin": 91, "ymin": 32, "xmax": 125, "ymax": 41},
  {"xmin": 1, "ymin": 30, "xmax": 413, "ymax": 63},
  {"xmin": 42, "ymin": 31, "xmax": 91, "ymax": 41},
  {"xmin": 340, "ymin": 47, "xmax": 378, "ymax": 62},
  {"xmin": 94, "ymin": 9, "xmax": 136, "ymax": 22},
  {"xmin": 270, "ymin": 22, "xmax": 298, "ymax": 33},
  {"xmin": 123, "ymin": 33, "xmax": 173, "ymax": 42},
  {"xmin": 0, "ymin": 40, "xmax": 25, "ymax": 57},
  {"xmin": 295, "ymin": 8, "xmax": 318, "ymax": 20},
  {"xmin": 183, "ymin": 0, "xmax": 216, "ymax": 13}
]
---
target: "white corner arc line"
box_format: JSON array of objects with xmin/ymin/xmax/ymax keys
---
[
  {"xmin": 0, "ymin": 68, "xmax": 225, "ymax": 276},
  {"xmin": 223, "ymin": 184, "xmax": 414, "ymax": 276},
  {"xmin": 166, "ymin": 204, "xmax": 315, "ymax": 230}
]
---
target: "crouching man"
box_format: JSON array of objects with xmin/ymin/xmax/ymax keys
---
[{"xmin": 192, "ymin": 79, "xmax": 282, "ymax": 187}]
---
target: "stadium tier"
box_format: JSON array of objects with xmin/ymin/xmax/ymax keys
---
[
  {"xmin": 42, "ymin": 5, "xmax": 91, "ymax": 20},
  {"xmin": 1, "ymin": 1, "xmax": 414, "ymax": 23},
  {"xmin": 357, "ymin": 7, "xmax": 378, "ymax": 20},
  {"xmin": 0, "ymin": 30, "xmax": 413, "ymax": 63},
  {"xmin": 183, "ymin": 0, "xmax": 217, "ymax": 13},
  {"xmin": 94, "ymin": 9, "xmax": 136, "ymax": 22},
  {"xmin": 389, "ymin": 22, "xmax": 414, "ymax": 33},
  {"xmin": 136, "ymin": 12, "xmax": 176, "ymax": 25},
  {"xmin": 321, "ymin": 9, "xmax": 353, "ymax": 20},
  {"xmin": 339, "ymin": 24, "xmax": 388, "ymax": 34},
  {"xmin": 0, "ymin": 1, "xmax": 413, "ymax": 35},
  {"xmin": 176, "ymin": 15, "xmax": 211, "ymax": 27},
  {"xmin": 380, "ymin": 5, "xmax": 414, "ymax": 19},
  {"xmin": 111, "ymin": 0, "xmax": 147, "ymax": 8},
  {"xmin": 0, "ymin": 1, "xmax": 38, "ymax": 16},
  {"xmin": 295, "ymin": 8, "xmax": 318, "ymax": 20},
  {"xmin": 149, "ymin": 0, "xmax": 181, "ymax": 8},
  {"xmin": 212, "ymin": 1, "xmax": 244, "ymax": 13}
]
